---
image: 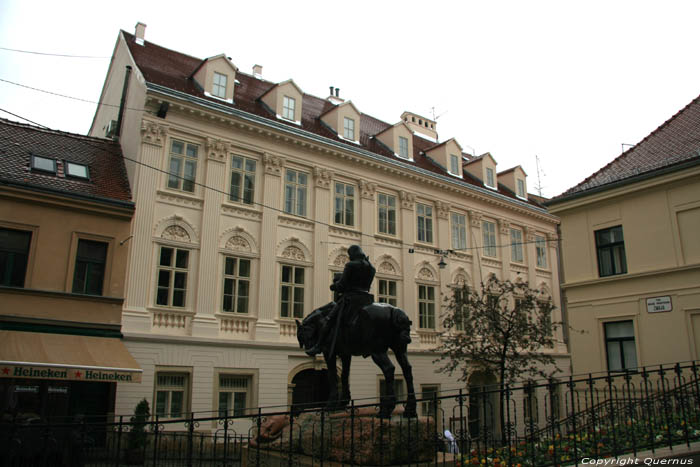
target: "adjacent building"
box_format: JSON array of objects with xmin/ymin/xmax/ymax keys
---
[
  {"xmin": 547, "ymin": 94, "xmax": 700, "ymax": 375},
  {"xmin": 0, "ymin": 118, "xmax": 140, "ymax": 422},
  {"xmin": 89, "ymin": 23, "xmax": 568, "ymax": 428}
]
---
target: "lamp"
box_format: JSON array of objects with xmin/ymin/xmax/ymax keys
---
[{"xmin": 438, "ymin": 256, "xmax": 447, "ymax": 269}]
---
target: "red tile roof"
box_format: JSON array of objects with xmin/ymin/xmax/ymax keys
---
[
  {"xmin": 553, "ymin": 93, "xmax": 700, "ymax": 200},
  {"xmin": 0, "ymin": 118, "xmax": 133, "ymax": 205},
  {"xmin": 123, "ymin": 31, "xmax": 543, "ymax": 208}
]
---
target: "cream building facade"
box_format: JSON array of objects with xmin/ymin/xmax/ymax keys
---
[
  {"xmin": 547, "ymin": 94, "xmax": 700, "ymax": 375},
  {"xmin": 90, "ymin": 24, "xmax": 568, "ymax": 427}
]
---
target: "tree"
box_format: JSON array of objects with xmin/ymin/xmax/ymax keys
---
[{"xmin": 435, "ymin": 275, "xmax": 562, "ymax": 441}]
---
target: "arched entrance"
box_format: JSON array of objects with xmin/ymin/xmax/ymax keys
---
[
  {"xmin": 291, "ymin": 369, "xmax": 331, "ymax": 411},
  {"xmin": 468, "ymin": 371, "xmax": 498, "ymax": 441}
]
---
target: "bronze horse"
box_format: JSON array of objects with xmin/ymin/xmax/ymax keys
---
[{"xmin": 296, "ymin": 301, "xmax": 417, "ymax": 418}]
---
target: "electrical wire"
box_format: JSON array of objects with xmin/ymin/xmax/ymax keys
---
[
  {"xmin": 0, "ymin": 106, "xmax": 561, "ymax": 257},
  {"xmin": 0, "ymin": 46, "xmax": 109, "ymax": 59}
]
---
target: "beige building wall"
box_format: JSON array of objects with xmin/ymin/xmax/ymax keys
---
[
  {"xmin": 549, "ymin": 165, "xmax": 700, "ymax": 375},
  {"xmin": 90, "ymin": 31, "xmax": 569, "ymax": 421}
]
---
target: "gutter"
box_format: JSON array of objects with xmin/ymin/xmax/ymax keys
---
[
  {"xmin": 146, "ymin": 83, "xmax": 555, "ymax": 219},
  {"xmin": 546, "ymin": 156, "xmax": 700, "ymax": 207},
  {"xmin": 0, "ymin": 178, "xmax": 135, "ymax": 211}
]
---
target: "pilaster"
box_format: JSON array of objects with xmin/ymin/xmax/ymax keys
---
[
  {"xmin": 359, "ymin": 180, "xmax": 376, "ymax": 259},
  {"xmin": 191, "ymin": 138, "xmax": 228, "ymax": 337},
  {"xmin": 467, "ymin": 210, "xmax": 484, "ymax": 285},
  {"xmin": 313, "ymin": 167, "xmax": 332, "ymax": 308},
  {"xmin": 436, "ymin": 201, "xmax": 450, "ymax": 293},
  {"xmin": 498, "ymin": 218, "xmax": 511, "ymax": 280},
  {"xmin": 525, "ymin": 226, "xmax": 537, "ymax": 288},
  {"xmin": 122, "ymin": 120, "xmax": 168, "ymax": 333},
  {"xmin": 399, "ymin": 191, "xmax": 417, "ymax": 337}
]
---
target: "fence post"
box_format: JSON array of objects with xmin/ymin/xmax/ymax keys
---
[
  {"xmin": 320, "ymin": 407, "xmax": 325, "ymax": 467},
  {"xmin": 114, "ymin": 415, "xmax": 123, "ymax": 467},
  {"xmin": 223, "ymin": 410, "xmax": 229, "ymax": 464},
  {"xmin": 458, "ymin": 388, "xmax": 465, "ymax": 457},
  {"xmin": 674, "ymin": 363, "xmax": 690, "ymax": 448},
  {"xmin": 587, "ymin": 374, "xmax": 599, "ymax": 458},
  {"xmin": 187, "ymin": 412, "xmax": 195, "ymax": 467},
  {"xmin": 152, "ymin": 414, "xmax": 160, "ymax": 466},
  {"xmin": 350, "ymin": 399, "xmax": 356, "ymax": 466},
  {"xmin": 568, "ymin": 375, "xmax": 578, "ymax": 467},
  {"xmin": 505, "ymin": 384, "xmax": 512, "ymax": 467},
  {"xmin": 287, "ymin": 407, "xmax": 294, "ymax": 467}
]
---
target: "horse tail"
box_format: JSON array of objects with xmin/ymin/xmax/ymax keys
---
[{"xmin": 391, "ymin": 307, "xmax": 412, "ymax": 344}]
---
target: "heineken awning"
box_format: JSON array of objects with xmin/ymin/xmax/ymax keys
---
[{"xmin": 0, "ymin": 330, "xmax": 142, "ymax": 383}]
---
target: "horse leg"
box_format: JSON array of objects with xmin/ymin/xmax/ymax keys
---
[
  {"xmin": 324, "ymin": 352, "xmax": 340, "ymax": 410},
  {"xmin": 340, "ymin": 354, "xmax": 351, "ymax": 407},
  {"xmin": 394, "ymin": 346, "xmax": 417, "ymax": 418},
  {"xmin": 371, "ymin": 352, "xmax": 396, "ymax": 419}
]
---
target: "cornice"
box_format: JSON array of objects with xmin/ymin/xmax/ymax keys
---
[{"xmin": 145, "ymin": 88, "xmax": 559, "ymax": 225}]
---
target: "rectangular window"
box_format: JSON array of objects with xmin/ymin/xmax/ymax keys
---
[
  {"xmin": 65, "ymin": 161, "xmax": 89, "ymax": 179},
  {"xmin": 517, "ymin": 179, "xmax": 526, "ymax": 198},
  {"xmin": 482, "ymin": 220, "xmax": 497, "ymax": 257},
  {"xmin": 604, "ymin": 321, "xmax": 638, "ymax": 371},
  {"xmin": 421, "ymin": 384, "xmax": 439, "ymax": 416},
  {"xmin": 167, "ymin": 139, "xmax": 198, "ymax": 193},
  {"xmin": 280, "ymin": 265, "xmax": 304, "ymax": 318},
  {"xmin": 334, "ymin": 182, "xmax": 355, "ymax": 226},
  {"xmin": 536, "ymin": 235, "xmax": 547, "ymax": 268},
  {"xmin": 453, "ymin": 287, "xmax": 468, "ymax": 331},
  {"xmin": 222, "ymin": 257, "xmax": 251, "ymax": 313},
  {"xmin": 72, "ymin": 239, "xmax": 108, "ymax": 295},
  {"xmin": 0, "ymin": 228, "xmax": 32, "ymax": 287},
  {"xmin": 418, "ymin": 284, "xmax": 435, "ymax": 329},
  {"xmin": 31, "ymin": 155, "xmax": 56, "ymax": 173},
  {"xmin": 510, "ymin": 228, "xmax": 524, "ymax": 263},
  {"xmin": 486, "ymin": 168, "xmax": 495, "ymax": 188},
  {"xmin": 417, "ymin": 204, "xmax": 433, "ymax": 244},
  {"xmin": 155, "ymin": 372, "xmax": 189, "ymax": 418},
  {"xmin": 284, "ymin": 169, "xmax": 308, "ymax": 217},
  {"xmin": 156, "ymin": 246, "xmax": 189, "ymax": 308},
  {"xmin": 379, "ymin": 378, "xmax": 405, "ymax": 401},
  {"xmin": 377, "ymin": 193, "xmax": 397, "ymax": 235},
  {"xmin": 398, "ymin": 136, "xmax": 409, "ymax": 158},
  {"xmin": 595, "ymin": 226, "xmax": 627, "ymax": 277},
  {"xmin": 343, "ymin": 117, "xmax": 355, "ymax": 140},
  {"xmin": 282, "ymin": 96, "xmax": 296, "ymax": 121},
  {"xmin": 229, "ymin": 155, "xmax": 256, "ymax": 205},
  {"xmin": 450, "ymin": 154, "xmax": 460, "ymax": 175},
  {"xmin": 524, "ymin": 382, "xmax": 539, "ymax": 423},
  {"xmin": 377, "ymin": 279, "xmax": 397, "ymax": 306},
  {"xmin": 451, "ymin": 213, "xmax": 467, "ymax": 250},
  {"xmin": 212, "ymin": 72, "xmax": 227, "ymax": 99},
  {"xmin": 218, "ymin": 374, "xmax": 250, "ymax": 417}
]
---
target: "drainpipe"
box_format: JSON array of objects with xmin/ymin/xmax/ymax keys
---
[{"xmin": 114, "ymin": 65, "xmax": 132, "ymax": 141}]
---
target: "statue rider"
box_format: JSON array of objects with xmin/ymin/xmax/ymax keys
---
[{"xmin": 305, "ymin": 245, "xmax": 375, "ymax": 356}]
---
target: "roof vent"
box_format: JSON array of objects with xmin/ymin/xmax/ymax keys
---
[
  {"xmin": 328, "ymin": 86, "xmax": 344, "ymax": 105},
  {"xmin": 253, "ymin": 64, "xmax": 262, "ymax": 79},
  {"xmin": 135, "ymin": 22, "xmax": 146, "ymax": 46}
]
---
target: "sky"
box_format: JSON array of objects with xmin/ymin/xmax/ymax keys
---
[{"xmin": 1, "ymin": 1, "xmax": 699, "ymax": 198}]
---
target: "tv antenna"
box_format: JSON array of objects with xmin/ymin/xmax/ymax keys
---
[{"xmin": 534, "ymin": 155, "xmax": 546, "ymax": 197}]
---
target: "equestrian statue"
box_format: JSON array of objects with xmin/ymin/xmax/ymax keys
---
[{"xmin": 296, "ymin": 245, "xmax": 417, "ymax": 418}]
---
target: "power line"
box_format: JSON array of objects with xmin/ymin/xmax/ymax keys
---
[
  {"xmin": 0, "ymin": 46, "xmax": 109, "ymax": 59},
  {"xmin": 0, "ymin": 107, "xmax": 561, "ymax": 258}
]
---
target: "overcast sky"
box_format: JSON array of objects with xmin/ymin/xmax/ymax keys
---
[{"xmin": 1, "ymin": 1, "xmax": 699, "ymax": 198}]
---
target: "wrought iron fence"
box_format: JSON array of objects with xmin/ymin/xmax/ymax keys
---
[{"xmin": 1, "ymin": 361, "xmax": 699, "ymax": 466}]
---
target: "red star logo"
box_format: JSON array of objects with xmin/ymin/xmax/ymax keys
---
[
  {"xmin": 1, "ymin": 367, "xmax": 9, "ymax": 375},
  {"xmin": 74, "ymin": 371, "xmax": 82, "ymax": 378}
]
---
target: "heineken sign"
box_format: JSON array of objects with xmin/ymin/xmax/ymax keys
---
[{"xmin": 1, "ymin": 364, "xmax": 141, "ymax": 383}]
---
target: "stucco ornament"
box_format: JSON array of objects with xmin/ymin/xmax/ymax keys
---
[
  {"xmin": 333, "ymin": 254, "xmax": 350, "ymax": 267},
  {"xmin": 399, "ymin": 190, "xmax": 415, "ymax": 210},
  {"xmin": 378, "ymin": 261, "xmax": 397, "ymax": 275},
  {"xmin": 282, "ymin": 246, "xmax": 306, "ymax": 261},
  {"xmin": 140, "ymin": 120, "xmax": 168, "ymax": 145},
  {"xmin": 161, "ymin": 225, "xmax": 190, "ymax": 242},
  {"xmin": 436, "ymin": 201, "xmax": 450, "ymax": 219},
  {"xmin": 468, "ymin": 210, "xmax": 483, "ymax": 227},
  {"xmin": 313, "ymin": 167, "xmax": 332, "ymax": 189},
  {"xmin": 359, "ymin": 180, "xmax": 377, "ymax": 200},
  {"xmin": 263, "ymin": 154, "xmax": 284, "ymax": 176},
  {"xmin": 417, "ymin": 267, "xmax": 435, "ymax": 281},
  {"xmin": 206, "ymin": 138, "xmax": 228, "ymax": 162},
  {"xmin": 226, "ymin": 235, "xmax": 251, "ymax": 252}
]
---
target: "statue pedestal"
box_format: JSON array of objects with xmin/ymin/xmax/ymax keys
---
[{"xmin": 249, "ymin": 409, "xmax": 437, "ymax": 465}]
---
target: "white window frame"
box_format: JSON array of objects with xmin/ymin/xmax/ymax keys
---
[
  {"xmin": 517, "ymin": 179, "xmax": 526, "ymax": 198},
  {"xmin": 377, "ymin": 278, "xmax": 398, "ymax": 306},
  {"xmin": 216, "ymin": 373, "xmax": 253, "ymax": 417},
  {"xmin": 280, "ymin": 264, "xmax": 305, "ymax": 318},
  {"xmin": 31, "ymin": 155, "xmax": 56, "ymax": 173},
  {"xmin": 65, "ymin": 161, "xmax": 89, "ymax": 179},
  {"xmin": 229, "ymin": 155, "xmax": 256, "ymax": 205},
  {"xmin": 510, "ymin": 228, "xmax": 524, "ymax": 263},
  {"xmin": 449, "ymin": 154, "xmax": 460, "ymax": 175},
  {"xmin": 377, "ymin": 193, "xmax": 397, "ymax": 236},
  {"xmin": 343, "ymin": 117, "xmax": 355, "ymax": 141},
  {"xmin": 333, "ymin": 181, "xmax": 355, "ymax": 227},
  {"xmin": 416, "ymin": 203, "xmax": 434, "ymax": 244},
  {"xmin": 212, "ymin": 72, "xmax": 228, "ymax": 99},
  {"xmin": 155, "ymin": 245, "xmax": 190, "ymax": 308},
  {"xmin": 418, "ymin": 284, "xmax": 436, "ymax": 329},
  {"xmin": 167, "ymin": 139, "xmax": 198, "ymax": 193},
  {"xmin": 482, "ymin": 220, "xmax": 497, "ymax": 257},
  {"xmin": 398, "ymin": 136, "xmax": 409, "ymax": 159},
  {"xmin": 282, "ymin": 96, "xmax": 296, "ymax": 121},
  {"xmin": 222, "ymin": 256, "xmax": 251, "ymax": 313},
  {"xmin": 536, "ymin": 235, "xmax": 547, "ymax": 268},
  {"xmin": 154, "ymin": 369, "xmax": 191, "ymax": 419},
  {"xmin": 284, "ymin": 169, "xmax": 308, "ymax": 217},
  {"xmin": 451, "ymin": 212, "xmax": 467, "ymax": 250},
  {"xmin": 486, "ymin": 167, "xmax": 495, "ymax": 188}
]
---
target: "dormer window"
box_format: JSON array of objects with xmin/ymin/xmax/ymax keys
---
[
  {"xmin": 282, "ymin": 96, "xmax": 295, "ymax": 121},
  {"xmin": 343, "ymin": 117, "xmax": 355, "ymax": 141},
  {"xmin": 399, "ymin": 136, "xmax": 409, "ymax": 159},
  {"xmin": 517, "ymin": 179, "xmax": 525, "ymax": 198},
  {"xmin": 212, "ymin": 72, "xmax": 227, "ymax": 99},
  {"xmin": 449, "ymin": 154, "xmax": 460, "ymax": 175},
  {"xmin": 66, "ymin": 161, "xmax": 89, "ymax": 179},
  {"xmin": 32, "ymin": 155, "xmax": 56, "ymax": 174},
  {"xmin": 486, "ymin": 168, "xmax": 495, "ymax": 188}
]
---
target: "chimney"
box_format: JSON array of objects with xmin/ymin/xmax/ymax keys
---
[
  {"xmin": 329, "ymin": 86, "xmax": 334, "ymax": 96},
  {"xmin": 253, "ymin": 64, "xmax": 263, "ymax": 79},
  {"xmin": 135, "ymin": 22, "xmax": 147, "ymax": 45},
  {"xmin": 335, "ymin": 87, "xmax": 339, "ymax": 97}
]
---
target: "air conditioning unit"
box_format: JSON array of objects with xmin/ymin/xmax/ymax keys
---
[{"xmin": 105, "ymin": 120, "xmax": 118, "ymax": 139}]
